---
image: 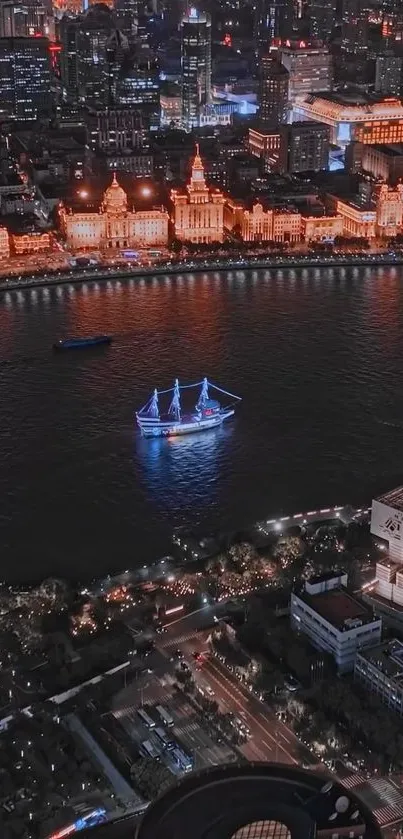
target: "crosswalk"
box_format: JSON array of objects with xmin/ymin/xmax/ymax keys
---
[
  {"xmin": 340, "ymin": 773, "xmax": 367, "ymax": 790},
  {"xmin": 341, "ymin": 774, "xmax": 403, "ymax": 826},
  {"xmin": 159, "ymin": 630, "xmax": 199, "ymax": 648}
]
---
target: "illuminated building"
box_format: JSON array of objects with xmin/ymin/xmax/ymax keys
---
[
  {"xmin": 116, "ymin": 53, "xmax": 160, "ymax": 131},
  {"xmin": 90, "ymin": 109, "xmax": 146, "ymax": 153},
  {"xmin": 171, "ymin": 146, "xmax": 225, "ymax": 243},
  {"xmin": 291, "ymin": 572, "xmax": 382, "ymax": 673},
  {"xmin": 292, "ymin": 92, "xmax": 403, "ymax": 147},
  {"xmin": 241, "ymin": 203, "xmax": 301, "ymax": 242},
  {"xmin": 254, "ymin": 0, "xmax": 293, "ymax": 55},
  {"xmin": 60, "ymin": 174, "xmax": 169, "ymax": 249},
  {"xmin": 59, "ymin": 7, "xmax": 128, "ymax": 107},
  {"xmin": 279, "ymin": 40, "xmax": 332, "ymax": 102},
  {"xmin": 0, "ymin": 36, "xmax": 52, "ymax": 119},
  {"xmin": 180, "ymin": 9, "xmax": 211, "ymax": 131},
  {"xmin": 115, "ymin": 0, "xmax": 138, "ymax": 40},
  {"xmin": 11, "ymin": 231, "xmax": 51, "ymax": 253},
  {"xmin": 306, "ymin": 0, "xmax": 335, "ymax": 41},
  {"xmin": 248, "ymin": 126, "xmax": 288, "ymax": 173},
  {"xmin": 375, "ymin": 54, "xmax": 402, "ymax": 98},
  {"xmin": 0, "ymin": 1, "xmax": 51, "ymax": 38},
  {"xmin": 259, "ymin": 57, "xmax": 289, "ymax": 124},
  {"xmin": 346, "ymin": 141, "xmax": 403, "ymax": 183},
  {"xmin": 341, "ymin": 0, "xmax": 367, "ymax": 56},
  {"xmin": 371, "ymin": 487, "xmax": 403, "ymax": 566},
  {"xmin": 0, "ymin": 226, "xmax": 10, "ymax": 257},
  {"xmin": 301, "ymin": 214, "xmax": 343, "ymax": 241},
  {"xmin": 328, "ymin": 183, "xmax": 403, "ymax": 238},
  {"xmin": 288, "ymin": 121, "xmax": 330, "ymax": 172}
]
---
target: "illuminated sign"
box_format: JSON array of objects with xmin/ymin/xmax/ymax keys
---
[{"xmin": 189, "ymin": 6, "xmax": 197, "ymax": 17}]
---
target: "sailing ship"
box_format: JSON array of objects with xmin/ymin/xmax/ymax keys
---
[{"xmin": 136, "ymin": 378, "xmax": 241, "ymax": 438}]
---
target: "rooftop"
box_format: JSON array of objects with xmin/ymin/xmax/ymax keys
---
[
  {"xmin": 299, "ymin": 587, "xmax": 376, "ymax": 631},
  {"xmin": 376, "ymin": 486, "xmax": 403, "ymax": 511},
  {"xmin": 371, "ymin": 143, "xmax": 403, "ymax": 157},
  {"xmin": 357, "ymin": 638, "xmax": 403, "ymax": 684}
]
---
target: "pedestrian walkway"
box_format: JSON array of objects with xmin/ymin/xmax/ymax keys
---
[{"xmin": 340, "ymin": 772, "xmax": 368, "ymax": 790}]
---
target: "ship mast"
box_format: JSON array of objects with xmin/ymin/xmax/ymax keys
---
[
  {"xmin": 148, "ymin": 388, "xmax": 159, "ymax": 419},
  {"xmin": 168, "ymin": 378, "xmax": 181, "ymax": 421},
  {"xmin": 196, "ymin": 377, "xmax": 209, "ymax": 411}
]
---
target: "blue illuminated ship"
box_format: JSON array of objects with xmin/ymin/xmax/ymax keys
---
[{"xmin": 136, "ymin": 378, "xmax": 241, "ymax": 438}]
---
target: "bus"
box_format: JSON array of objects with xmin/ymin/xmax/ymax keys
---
[
  {"xmin": 140, "ymin": 739, "xmax": 161, "ymax": 760},
  {"xmin": 156, "ymin": 705, "xmax": 174, "ymax": 728},
  {"xmin": 172, "ymin": 747, "xmax": 193, "ymax": 772},
  {"xmin": 137, "ymin": 707, "xmax": 156, "ymax": 729},
  {"xmin": 153, "ymin": 727, "xmax": 175, "ymax": 751}
]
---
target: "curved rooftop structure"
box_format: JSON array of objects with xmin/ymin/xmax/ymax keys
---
[{"xmin": 134, "ymin": 763, "xmax": 382, "ymax": 839}]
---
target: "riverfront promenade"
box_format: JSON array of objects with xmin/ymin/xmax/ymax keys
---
[{"xmin": 1, "ymin": 251, "xmax": 403, "ymax": 293}]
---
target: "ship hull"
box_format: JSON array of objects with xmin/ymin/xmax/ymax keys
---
[{"xmin": 137, "ymin": 409, "xmax": 234, "ymax": 438}]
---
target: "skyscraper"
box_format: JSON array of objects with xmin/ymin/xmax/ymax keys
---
[
  {"xmin": 116, "ymin": 52, "xmax": 160, "ymax": 131},
  {"xmin": 60, "ymin": 6, "xmax": 128, "ymax": 107},
  {"xmin": 375, "ymin": 53, "xmax": 402, "ymax": 97},
  {"xmin": 0, "ymin": 35, "xmax": 52, "ymax": 118},
  {"xmin": 0, "ymin": 0, "xmax": 51, "ymax": 38},
  {"xmin": 341, "ymin": 0, "xmax": 368, "ymax": 56},
  {"xmin": 180, "ymin": 8, "xmax": 211, "ymax": 131},
  {"xmin": 259, "ymin": 56, "xmax": 289, "ymax": 124},
  {"xmin": 287, "ymin": 121, "xmax": 330, "ymax": 172},
  {"xmin": 306, "ymin": 0, "xmax": 336, "ymax": 41},
  {"xmin": 115, "ymin": 0, "xmax": 138, "ymax": 42},
  {"xmin": 280, "ymin": 40, "xmax": 332, "ymax": 102},
  {"xmin": 254, "ymin": 0, "xmax": 293, "ymax": 56}
]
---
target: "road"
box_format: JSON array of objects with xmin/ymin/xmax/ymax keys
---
[{"xmin": 155, "ymin": 609, "xmax": 316, "ymax": 767}]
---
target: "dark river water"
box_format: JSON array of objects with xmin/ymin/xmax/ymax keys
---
[{"xmin": 1, "ymin": 265, "xmax": 403, "ymax": 583}]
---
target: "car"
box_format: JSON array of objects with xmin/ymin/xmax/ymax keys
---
[
  {"xmin": 206, "ymin": 686, "xmax": 214, "ymax": 697},
  {"xmin": 170, "ymin": 649, "xmax": 184, "ymax": 661}
]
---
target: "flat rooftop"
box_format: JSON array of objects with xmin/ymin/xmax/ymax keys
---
[
  {"xmin": 300, "ymin": 587, "xmax": 375, "ymax": 631},
  {"xmin": 358, "ymin": 638, "xmax": 403, "ymax": 684},
  {"xmin": 375, "ymin": 486, "xmax": 403, "ymax": 511}
]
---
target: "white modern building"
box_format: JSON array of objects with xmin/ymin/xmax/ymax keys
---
[
  {"xmin": 371, "ymin": 487, "xmax": 403, "ymax": 565},
  {"xmin": 291, "ymin": 572, "xmax": 382, "ymax": 673},
  {"xmin": 355, "ymin": 638, "xmax": 403, "ymax": 715}
]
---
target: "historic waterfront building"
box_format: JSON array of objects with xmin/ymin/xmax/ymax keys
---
[
  {"xmin": 328, "ymin": 183, "xmax": 403, "ymax": 239},
  {"xmin": 170, "ymin": 146, "xmax": 225, "ymax": 243},
  {"xmin": 60, "ymin": 175, "xmax": 169, "ymax": 250}
]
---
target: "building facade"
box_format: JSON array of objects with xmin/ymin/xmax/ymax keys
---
[
  {"xmin": 171, "ymin": 146, "xmax": 225, "ymax": 243},
  {"xmin": 259, "ymin": 57, "xmax": 289, "ymax": 125},
  {"xmin": 355, "ymin": 639, "xmax": 403, "ymax": 715},
  {"xmin": 181, "ymin": 9, "xmax": 211, "ymax": 131},
  {"xmin": 371, "ymin": 487, "xmax": 403, "ymax": 565},
  {"xmin": 375, "ymin": 53, "xmax": 402, "ymax": 97},
  {"xmin": 291, "ymin": 572, "xmax": 382, "ymax": 672},
  {"xmin": 241, "ymin": 203, "xmax": 301, "ymax": 242},
  {"xmin": 254, "ymin": 0, "xmax": 293, "ymax": 54},
  {"xmin": 330, "ymin": 184, "xmax": 403, "ymax": 239},
  {"xmin": 0, "ymin": 35, "xmax": 52, "ymax": 119},
  {"xmin": 60, "ymin": 174, "xmax": 169, "ymax": 250},
  {"xmin": 248, "ymin": 126, "xmax": 288, "ymax": 173},
  {"xmin": 292, "ymin": 93, "xmax": 403, "ymax": 148},
  {"xmin": 301, "ymin": 215, "xmax": 343, "ymax": 241},
  {"xmin": 280, "ymin": 41, "xmax": 332, "ymax": 102},
  {"xmin": 288, "ymin": 121, "xmax": 330, "ymax": 172},
  {"xmin": 0, "ymin": 226, "xmax": 9, "ymax": 257}
]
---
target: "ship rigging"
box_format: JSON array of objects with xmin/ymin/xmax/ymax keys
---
[{"xmin": 136, "ymin": 378, "xmax": 241, "ymax": 438}]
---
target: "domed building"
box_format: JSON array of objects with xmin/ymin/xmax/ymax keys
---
[{"xmin": 60, "ymin": 174, "xmax": 169, "ymax": 251}]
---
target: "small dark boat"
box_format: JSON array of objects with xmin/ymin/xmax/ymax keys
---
[{"xmin": 53, "ymin": 335, "xmax": 112, "ymax": 351}]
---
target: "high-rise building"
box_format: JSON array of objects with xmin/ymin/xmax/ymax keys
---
[
  {"xmin": 287, "ymin": 120, "xmax": 330, "ymax": 172},
  {"xmin": 180, "ymin": 8, "xmax": 211, "ymax": 131},
  {"xmin": 0, "ymin": 35, "xmax": 52, "ymax": 119},
  {"xmin": 115, "ymin": 0, "xmax": 138, "ymax": 41},
  {"xmin": 375, "ymin": 53, "xmax": 402, "ymax": 97},
  {"xmin": 259, "ymin": 57, "xmax": 289, "ymax": 124},
  {"xmin": 254, "ymin": 0, "xmax": 293, "ymax": 55},
  {"xmin": 341, "ymin": 0, "xmax": 368, "ymax": 56},
  {"xmin": 0, "ymin": 0, "xmax": 51, "ymax": 39},
  {"xmin": 60, "ymin": 7, "xmax": 128, "ymax": 107},
  {"xmin": 306, "ymin": 0, "xmax": 335, "ymax": 41},
  {"xmin": 116, "ymin": 52, "xmax": 160, "ymax": 131},
  {"xmin": 280, "ymin": 40, "xmax": 332, "ymax": 102}
]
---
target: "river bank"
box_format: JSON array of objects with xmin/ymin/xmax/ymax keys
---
[{"xmin": 0, "ymin": 251, "xmax": 402, "ymax": 293}]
